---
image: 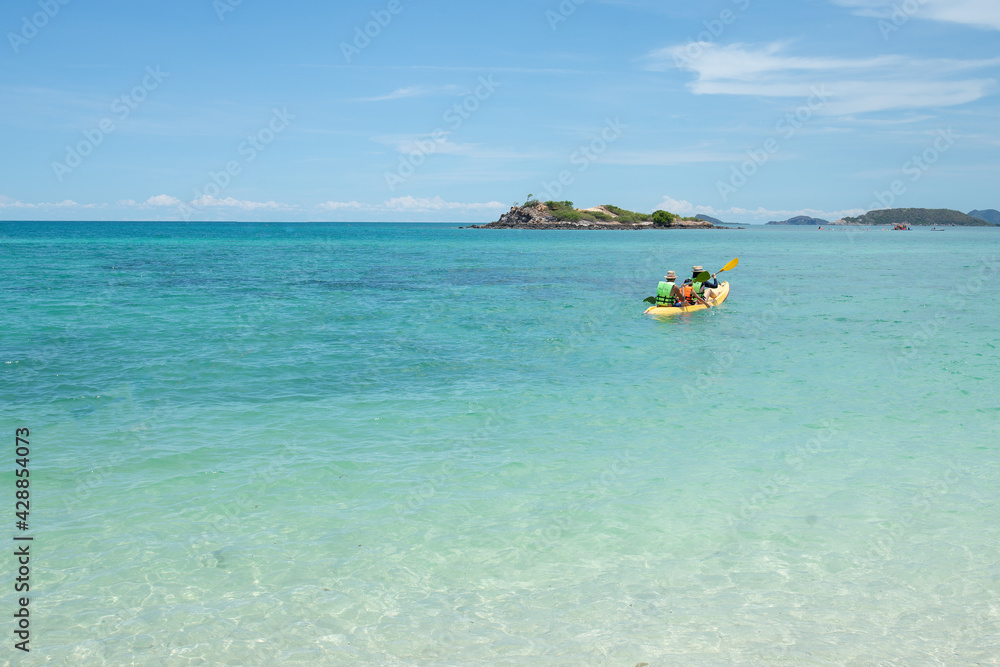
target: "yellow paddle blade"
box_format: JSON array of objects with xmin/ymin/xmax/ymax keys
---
[{"xmin": 719, "ymin": 257, "xmax": 739, "ymax": 273}]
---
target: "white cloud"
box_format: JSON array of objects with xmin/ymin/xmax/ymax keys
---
[
  {"xmin": 190, "ymin": 195, "xmax": 286, "ymax": 210},
  {"xmin": 833, "ymin": 0, "xmax": 1000, "ymax": 31},
  {"xmin": 603, "ymin": 149, "xmax": 752, "ymax": 166},
  {"xmin": 0, "ymin": 196, "xmax": 29, "ymax": 208},
  {"xmin": 354, "ymin": 85, "xmax": 465, "ymax": 102},
  {"xmin": 841, "ymin": 113, "xmax": 936, "ymax": 125},
  {"xmin": 373, "ymin": 133, "xmax": 546, "ymax": 160},
  {"xmin": 315, "ymin": 197, "xmax": 507, "ymax": 213},
  {"xmin": 383, "ymin": 196, "xmax": 506, "ymax": 212},
  {"xmin": 656, "ymin": 194, "xmax": 867, "ymax": 223},
  {"xmin": 316, "ymin": 200, "xmax": 365, "ymax": 210},
  {"xmin": 647, "ymin": 41, "xmax": 997, "ymax": 114},
  {"xmin": 0, "ymin": 198, "xmax": 92, "ymax": 209},
  {"xmin": 145, "ymin": 194, "xmax": 182, "ymax": 207},
  {"xmin": 374, "ymin": 133, "xmax": 451, "ymax": 154},
  {"xmin": 656, "ymin": 195, "xmax": 715, "ymax": 216},
  {"xmin": 2, "ymin": 195, "xmax": 504, "ymax": 220},
  {"xmin": 645, "ymin": 40, "xmax": 896, "ymax": 78},
  {"xmin": 140, "ymin": 194, "xmax": 289, "ymax": 210}
]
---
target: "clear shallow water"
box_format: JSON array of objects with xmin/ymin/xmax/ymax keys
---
[{"xmin": 2, "ymin": 222, "xmax": 999, "ymax": 665}]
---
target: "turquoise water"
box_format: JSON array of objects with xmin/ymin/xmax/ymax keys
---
[{"xmin": 2, "ymin": 222, "xmax": 999, "ymax": 665}]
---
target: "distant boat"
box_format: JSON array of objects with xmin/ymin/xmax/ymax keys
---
[{"xmin": 893, "ymin": 222, "xmax": 911, "ymax": 230}]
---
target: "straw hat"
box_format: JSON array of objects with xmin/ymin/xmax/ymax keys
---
[
  {"xmin": 692, "ymin": 266, "xmax": 704, "ymax": 272},
  {"xmin": 665, "ymin": 271, "xmax": 677, "ymax": 280}
]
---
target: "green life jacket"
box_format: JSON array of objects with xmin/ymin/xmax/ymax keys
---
[
  {"xmin": 656, "ymin": 281, "xmax": 677, "ymax": 306},
  {"xmin": 693, "ymin": 279, "xmax": 704, "ymax": 294}
]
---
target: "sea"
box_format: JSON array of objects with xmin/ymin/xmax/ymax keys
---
[{"xmin": 1, "ymin": 221, "xmax": 998, "ymax": 665}]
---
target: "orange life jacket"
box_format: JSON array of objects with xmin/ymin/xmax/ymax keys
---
[{"xmin": 681, "ymin": 284, "xmax": 694, "ymax": 303}]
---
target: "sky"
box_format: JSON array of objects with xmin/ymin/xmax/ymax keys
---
[{"xmin": 1, "ymin": 0, "xmax": 998, "ymax": 223}]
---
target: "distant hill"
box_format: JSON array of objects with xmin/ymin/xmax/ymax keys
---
[
  {"xmin": 838, "ymin": 208, "xmax": 991, "ymax": 226},
  {"xmin": 696, "ymin": 214, "xmax": 723, "ymax": 224},
  {"xmin": 968, "ymin": 209, "xmax": 1000, "ymax": 225},
  {"xmin": 766, "ymin": 215, "xmax": 829, "ymax": 226}
]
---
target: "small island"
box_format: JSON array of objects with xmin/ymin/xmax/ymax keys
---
[
  {"xmin": 834, "ymin": 208, "xmax": 994, "ymax": 226},
  {"xmin": 766, "ymin": 215, "xmax": 830, "ymax": 226},
  {"xmin": 468, "ymin": 199, "xmax": 716, "ymax": 230}
]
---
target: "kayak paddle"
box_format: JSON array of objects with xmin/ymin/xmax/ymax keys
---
[
  {"xmin": 695, "ymin": 258, "xmax": 738, "ymax": 306},
  {"xmin": 717, "ymin": 257, "xmax": 739, "ymax": 275},
  {"xmin": 642, "ymin": 259, "xmax": 738, "ymax": 306}
]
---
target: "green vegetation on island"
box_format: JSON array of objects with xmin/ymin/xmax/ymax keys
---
[
  {"xmin": 472, "ymin": 197, "xmax": 716, "ymax": 230},
  {"xmin": 520, "ymin": 196, "xmax": 703, "ymax": 226},
  {"xmin": 839, "ymin": 208, "xmax": 993, "ymax": 226}
]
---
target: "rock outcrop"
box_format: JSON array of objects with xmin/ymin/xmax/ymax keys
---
[
  {"xmin": 491, "ymin": 204, "xmax": 561, "ymax": 227},
  {"xmin": 470, "ymin": 205, "xmax": 714, "ymax": 230}
]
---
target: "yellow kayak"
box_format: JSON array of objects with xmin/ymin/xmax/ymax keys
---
[{"xmin": 644, "ymin": 281, "xmax": 730, "ymax": 316}]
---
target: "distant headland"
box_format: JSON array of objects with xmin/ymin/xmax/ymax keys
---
[
  {"xmin": 467, "ymin": 199, "xmax": 717, "ymax": 230},
  {"xmin": 765, "ymin": 208, "xmax": 998, "ymax": 227},
  {"xmin": 967, "ymin": 209, "xmax": 1000, "ymax": 225},
  {"xmin": 834, "ymin": 208, "xmax": 994, "ymax": 226},
  {"xmin": 766, "ymin": 215, "xmax": 830, "ymax": 226}
]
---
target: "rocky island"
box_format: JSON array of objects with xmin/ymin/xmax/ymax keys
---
[{"xmin": 467, "ymin": 199, "xmax": 715, "ymax": 230}]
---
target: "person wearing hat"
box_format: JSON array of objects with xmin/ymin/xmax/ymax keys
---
[
  {"xmin": 692, "ymin": 265, "xmax": 721, "ymax": 301},
  {"xmin": 655, "ymin": 271, "xmax": 685, "ymax": 307}
]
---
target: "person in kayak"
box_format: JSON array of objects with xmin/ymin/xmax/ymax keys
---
[
  {"xmin": 681, "ymin": 278, "xmax": 712, "ymax": 307},
  {"xmin": 655, "ymin": 271, "xmax": 685, "ymax": 307},
  {"xmin": 692, "ymin": 265, "xmax": 721, "ymax": 301}
]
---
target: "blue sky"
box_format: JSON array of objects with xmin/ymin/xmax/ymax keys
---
[{"xmin": 1, "ymin": 0, "xmax": 998, "ymax": 223}]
